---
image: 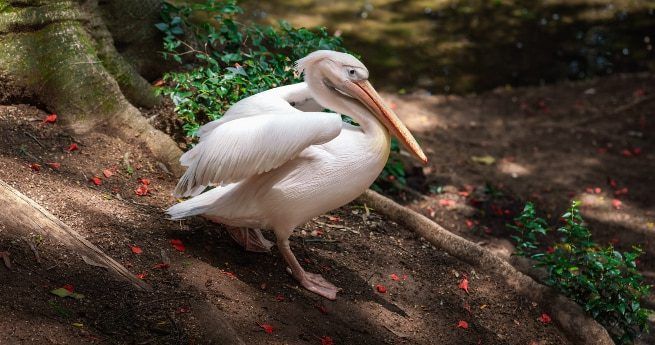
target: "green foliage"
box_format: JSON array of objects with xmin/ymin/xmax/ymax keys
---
[
  {"xmin": 156, "ymin": 0, "xmax": 346, "ymax": 137},
  {"xmin": 156, "ymin": 0, "xmax": 406, "ymax": 188},
  {"xmin": 509, "ymin": 202, "xmax": 548, "ymax": 256},
  {"xmin": 511, "ymin": 201, "xmax": 652, "ymax": 344},
  {"xmin": 375, "ymin": 138, "xmax": 407, "ymax": 187}
]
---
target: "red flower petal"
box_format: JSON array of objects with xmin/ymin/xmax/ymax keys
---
[
  {"xmin": 315, "ymin": 304, "xmax": 329, "ymax": 314},
  {"xmin": 136, "ymin": 272, "xmax": 147, "ymax": 279},
  {"xmin": 170, "ymin": 239, "xmax": 186, "ymax": 252},
  {"xmin": 47, "ymin": 162, "xmax": 61, "ymax": 170},
  {"xmin": 260, "ymin": 323, "xmax": 274, "ymax": 334},
  {"xmin": 465, "ymin": 219, "xmax": 474, "ymax": 229},
  {"xmin": 612, "ymin": 199, "xmax": 622, "ymax": 210},
  {"xmin": 457, "ymin": 320, "xmax": 469, "ymax": 329},
  {"xmin": 62, "ymin": 284, "xmax": 75, "ymax": 293},
  {"xmin": 458, "ymin": 277, "xmax": 469, "ymax": 293},
  {"xmin": 30, "ymin": 163, "xmax": 41, "ymax": 172},
  {"xmin": 153, "ymin": 262, "xmax": 170, "ymax": 269},
  {"xmin": 176, "ymin": 306, "xmax": 191, "ymax": 314},
  {"xmin": 131, "ymin": 246, "xmax": 143, "ymax": 254},
  {"xmin": 439, "ymin": 199, "xmax": 455, "ymax": 207},
  {"xmin": 67, "ymin": 143, "xmax": 78, "ymax": 152},
  {"xmin": 90, "ymin": 177, "xmax": 102, "ymax": 186},
  {"xmin": 327, "ymin": 215, "xmax": 341, "ymax": 223},
  {"xmin": 223, "ymin": 271, "xmax": 237, "ymax": 280},
  {"xmin": 135, "ymin": 185, "xmax": 149, "ymax": 196},
  {"xmin": 375, "ymin": 284, "xmax": 387, "ymax": 293},
  {"xmin": 614, "ymin": 187, "xmax": 629, "ymax": 196},
  {"xmin": 138, "ymin": 178, "xmax": 151, "ymax": 185},
  {"xmin": 390, "ymin": 273, "xmax": 400, "ymax": 281},
  {"xmin": 320, "ymin": 336, "xmax": 334, "ymax": 345},
  {"xmin": 43, "ymin": 114, "xmax": 57, "ymax": 123},
  {"xmin": 103, "ymin": 169, "xmax": 113, "ymax": 178},
  {"xmin": 538, "ymin": 313, "xmax": 552, "ymax": 324}
]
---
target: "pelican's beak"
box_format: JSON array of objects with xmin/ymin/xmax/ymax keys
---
[{"xmin": 345, "ymin": 80, "xmax": 428, "ymax": 164}]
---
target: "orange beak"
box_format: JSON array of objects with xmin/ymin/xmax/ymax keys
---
[{"xmin": 344, "ymin": 80, "xmax": 428, "ymax": 164}]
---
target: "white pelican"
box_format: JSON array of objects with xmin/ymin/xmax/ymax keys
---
[{"xmin": 167, "ymin": 50, "xmax": 427, "ymax": 299}]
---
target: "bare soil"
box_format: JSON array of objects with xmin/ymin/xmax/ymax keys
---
[
  {"xmin": 388, "ymin": 72, "xmax": 655, "ymax": 344},
  {"xmin": 388, "ymin": 72, "xmax": 654, "ymax": 280},
  {"xmin": 149, "ymin": 71, "xmax": 655, "ymax": 343},
  {"xmin": 0, "ymin": 104, "xmax": 576, "ymax": 342}
]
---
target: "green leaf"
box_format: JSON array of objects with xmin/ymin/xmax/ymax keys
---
[
  {"xmin": 154, "ymin": 23, "xmax": 169, "ymax": 32},
  {"xmin": 70, "ymin": 292, "xmax": 85, "ymax": 300},
  {"xmin": 51, "ymin": 288, "xmax": 72, "ymax": 298},
  {"xmin": 471, "ymin": 155, "xmax": 496, "ymax": 165}
]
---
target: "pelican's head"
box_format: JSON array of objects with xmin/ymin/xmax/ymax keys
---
[{"xmin": 296, "ymin": 50, "xmax": 427, "ymax": 164}]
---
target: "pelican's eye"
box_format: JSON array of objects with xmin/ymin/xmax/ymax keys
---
[{"xmin": 349, "ymin": 69, "xmax": 355, "ymax": 75}]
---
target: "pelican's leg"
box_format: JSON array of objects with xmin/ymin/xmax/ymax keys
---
[
  {"xmin": 226, "ymin": 228, "xmax": 274, "ymax": 253},
  {"xmin": 277, "ymin": 238, "xmax": 339, "ymax": 300}
]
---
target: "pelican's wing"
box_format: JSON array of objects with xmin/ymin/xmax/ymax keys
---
[
  {"xmin": 174, "ymin": 112, "xmax": 342, "ymax": 197},
  {"xmin": 196, "ymin": 82, "xmax": 322, "ymax": 141}
]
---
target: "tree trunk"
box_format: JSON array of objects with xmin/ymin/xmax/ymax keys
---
[
  {"xmin": 0, "ymin": 180, "xmax": 150, "ymax": 291},
  {"xmin": 0, "ymin": 0, "xmax": 183, "ymax": 174}
]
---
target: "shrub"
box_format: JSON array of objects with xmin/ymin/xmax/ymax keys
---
[
  {"xmin": 511, "ymin": 201, "xmax": 652, "ymax": 344},
  {"xmin": 156, "ymin": 0, "xmax": 406, "ymax": 186}
]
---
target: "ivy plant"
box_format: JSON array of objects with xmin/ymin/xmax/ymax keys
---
[{"xmin": 511, "ymin": 201, "xmax": 652, "ymax": 344}]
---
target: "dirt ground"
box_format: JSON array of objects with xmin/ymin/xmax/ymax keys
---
[
  {"xmin": 387, "ymin": 72, "xmax": 654, "ymax": 280},
  {"xmin": 388, "ymin": 72, "xmax": 655, "ymax": 344},
  {"xmin": 0, "ymin": 72, "xmax": 652, "ymax": 344},
  {"xmin": 0, "ymin": 104, "xmax": 569, "ymax": 344}
]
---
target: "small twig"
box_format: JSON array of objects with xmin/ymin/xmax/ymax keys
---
[
  {"xmin": 383, "ymin": 324, "xmax": 410, "ymax": 339},
  {"xmin": 24, "ymin": 131, "xmax": 45, "ymax": 148},
  {"xmin": 17, "ymin": 145, "xmax": 40, "ymax": 161},
  {"xmin": 302, "ymin": 238, "xmax": 338, "ymax": 244},
  {"xmin": 0, "ymin": 251, "xmax": 12, "ymax": 270},
  {"xmin": 568, "ymin": 94, "xmax": 655, "ymax": 127},
  {"xmin": 391, "ymin": 181, "xmax": 429, "ymax": 201},
  {"xmin": 25, "ymin": 240, "xmax": 42, "ymax": 263},
  {"xmin": 160, "ymin": 249, "xmax": 171, "ymax": 266},
  {"xmin": 313, "ymin": 220, "xmax": 346, "ymax": 229},
  {"xmin": 156, "ymin": 162, "xmax": 173, "ymax": 176}
]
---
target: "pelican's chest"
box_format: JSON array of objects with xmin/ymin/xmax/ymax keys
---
[{"xmin": 302, "ymin": 127, "xmax": 390, "ymax": 204}]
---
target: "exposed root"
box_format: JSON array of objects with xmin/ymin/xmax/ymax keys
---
[
  {"xmin": 0, "ymin": 179, "xmax": 150, "ymax": 291},
  {"xmin": 358, "ymin": 189, "xmax": 614, "ymax": 345}
]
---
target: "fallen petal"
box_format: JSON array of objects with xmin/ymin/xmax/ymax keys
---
[{"xmin": 458, "ymin": 277, "xmax": 469, "ymax": 293}]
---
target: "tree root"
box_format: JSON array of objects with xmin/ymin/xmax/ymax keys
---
[
  {"xmin": 0, "ymin": 179, "xmax": 150, "ymax": 291},
  {"xmin": 358, "ymin": 189, "xmax": 614, "ymax": 345},
  {"xmin": 0, "ymin": 0, "xmax": 182, "ymax": 173}
]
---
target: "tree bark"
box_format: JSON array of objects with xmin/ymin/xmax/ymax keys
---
[
  {"xmin": 0, "ymin": 0, "xmax": 183, "ymax": 174},
  {"xmin": 0, "ymin": 179, "xmax": 150, "ymax": 290}
]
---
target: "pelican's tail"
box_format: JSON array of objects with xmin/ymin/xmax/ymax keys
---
[{"xmin": 167, "ymin": 186, "xmax": 226, "ymax": 220}]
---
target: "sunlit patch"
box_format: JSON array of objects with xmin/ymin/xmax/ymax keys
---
[{"xmin": 497, "ymin": 160, "xmax": 531, "ymax": 178}]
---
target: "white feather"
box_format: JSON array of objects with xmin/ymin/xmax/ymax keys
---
[{"xmin": 174, "ymin": 112, "xmax": 342, "ymax": 197}]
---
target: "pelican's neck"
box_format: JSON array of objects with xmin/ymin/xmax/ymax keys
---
[{"xmin": 304, "ymin": 73, "xmax": 387, "ymax": 140}]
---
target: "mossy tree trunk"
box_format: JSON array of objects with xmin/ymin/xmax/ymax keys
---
[{"xmin": 0, "ymin": 0, "xmax": 182, "ymax": 174}]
